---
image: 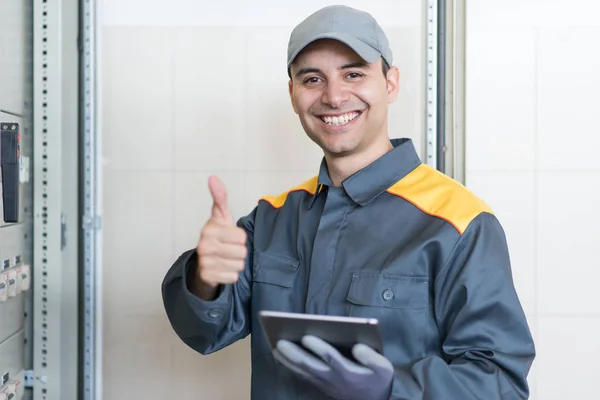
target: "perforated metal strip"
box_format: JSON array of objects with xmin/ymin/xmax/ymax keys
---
[
  {"xmin": 81, "ymin": 0, "xmax": 101, "ymax": 399},
  {"xmin": 426, "ymin": 0, "xmax": 439, "ymax": 169}
]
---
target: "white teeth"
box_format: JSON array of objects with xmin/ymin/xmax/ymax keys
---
[{"xmin": 321, "ymin": 112, "xmax": 359, "ymax": 126}]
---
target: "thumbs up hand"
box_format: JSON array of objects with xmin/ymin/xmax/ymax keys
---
[
  {"xmin": 193, "ymin": 176, "xmax": 248, "ymax": 297},
  {"xmin": 208, "ymin": 175, "xmax": 236, "ymax": 225}
]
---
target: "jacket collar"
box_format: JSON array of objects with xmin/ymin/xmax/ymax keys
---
[{"xmin": 310, "ymin": 138, "xmax": 422, "ymax": 207}]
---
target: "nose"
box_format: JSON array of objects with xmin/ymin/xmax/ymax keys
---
[{"xmin": 321, "ymin": 80, "xmax": 349, "ymax": 109}]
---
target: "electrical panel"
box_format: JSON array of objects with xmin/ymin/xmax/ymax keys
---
[
  {"xmin": 1, "ymin": 0, "xmax": 83, "ymax": 398},
  {"xmin": 0, "ymin": 128, "xmax": 28, "ymax": 400},
  {"xmin": 0, "ymin": 1, "xmax": 33, "ymax": 400}
]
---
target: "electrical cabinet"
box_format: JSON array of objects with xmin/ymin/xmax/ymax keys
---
[{"xmin": 0, "ymin": 1, "xmax": 33, "ymax": 400}]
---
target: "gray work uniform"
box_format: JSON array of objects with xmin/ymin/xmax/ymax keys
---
[{"xmin": 162, "ymin": 138, "xmax": 535, "ymax": 400}]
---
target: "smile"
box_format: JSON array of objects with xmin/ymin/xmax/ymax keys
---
[{"xmin": 319, "ymin": 112, "xmax": 361, "ymax": 127}]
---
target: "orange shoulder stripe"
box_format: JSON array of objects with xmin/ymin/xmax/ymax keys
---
[
  {"xmin": 386, "ymin": 164, "xmax": 493, "ymax": 234},
  {"xmin": 260, "ymin": 176, "xmax": 319, "ymax": 209}
]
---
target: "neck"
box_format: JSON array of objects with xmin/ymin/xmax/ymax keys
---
[{"xmin": 325, "ymin": 138, "xmax": 393, "ymax": 186}]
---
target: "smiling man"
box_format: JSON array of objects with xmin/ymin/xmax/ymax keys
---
[
  {"xmin": 161, "ymin": 5, "xmax": 535, "ymax": 400},
  {"xmin": 288, "ymin": 37, "xmax": 396, "ymax": 187}
]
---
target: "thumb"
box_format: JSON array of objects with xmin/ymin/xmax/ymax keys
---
[{"xmin": 208, "ymin": 175, "xmax": 234, "ymax": 224}]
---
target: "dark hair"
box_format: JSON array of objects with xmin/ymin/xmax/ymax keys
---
[
  {"xmin": 381, "ymin": 58, "xmax": 390, "ymax": 76},
  {"xmin": 288, "ymin": 56, "xmax": 391, "ymax": 80}
]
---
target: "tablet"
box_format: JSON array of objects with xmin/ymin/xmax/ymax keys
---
[{"xmin": 258, "ymin": 310, "xmax": 383, "ymax": 360}]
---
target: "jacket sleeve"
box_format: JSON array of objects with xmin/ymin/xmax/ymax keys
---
[
  {"xmin": 161, "ymin": 209, "xmax": 256, "ymax": 355},
  {"xmin": 389, "ymin": 212, "xmax": 535, "ymax": 400}
]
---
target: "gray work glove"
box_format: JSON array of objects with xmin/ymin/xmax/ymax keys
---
[{"xmin": 273, "ymin": 335, "xmax": 394, "ymax": 400}]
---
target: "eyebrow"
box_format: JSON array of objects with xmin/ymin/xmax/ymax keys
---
[
  {"xmin": 294, "ymin": 61, "xmax": 370, "ymax": 78},
  {"xmin": 340, "ymin": 61, "xmax": 369, "ymax": 70},
  {"xmin": 295, "ymin": 67, "xmax": 322, "ymax": 78}
]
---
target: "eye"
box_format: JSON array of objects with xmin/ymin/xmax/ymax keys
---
[
  {"xmin": 304, "ymin": 76, "xmax": 322, "ymax": 84},
  {"xmin": 347, "ymin": 72, "xmax": 364, "ymax": 79}
]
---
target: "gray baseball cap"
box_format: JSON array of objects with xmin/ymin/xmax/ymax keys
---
[{"xmin": 287, "ymin": 5, "xmax": 393, "ymax": 68}]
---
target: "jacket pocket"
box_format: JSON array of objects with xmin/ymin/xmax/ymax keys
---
[
  {"xmin": 251, "ymin": 252, "xmax": 301, "ymax": 354},
  {"xmin": 346, "ymin": 273, "xmax": 429, "ymax": 364},
  {"xmin": 347, "ymin": 272, "xmax": 429, "ymax": 310},
  {"xmin": 253, "ymin": 251, "xmax": 300, "ymax": 288}
]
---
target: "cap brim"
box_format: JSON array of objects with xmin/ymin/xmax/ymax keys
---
[{"xmin": 287, "ymin": 32, "xmax": 381, "ymax": 68}]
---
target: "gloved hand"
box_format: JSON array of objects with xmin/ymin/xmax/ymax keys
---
[{"xmin": 273, "ymin": 335, "xmax": 394, "ymax": 400}]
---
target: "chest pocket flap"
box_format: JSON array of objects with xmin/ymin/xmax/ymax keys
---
[
  {"xmin": 253, "ymin": 251, "xmax": 300, "ymax": 288},
  {"xmin": 347, "ymin": 273, "xmax": 429, "ymax": 310}
]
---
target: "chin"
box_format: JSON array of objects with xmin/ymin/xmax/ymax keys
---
[{"xmin": 319, "ymin": 140, "xmax": 359, "ymax": 157}]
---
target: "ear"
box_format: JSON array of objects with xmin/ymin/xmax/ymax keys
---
[
  {"xmin": 289, "ymin": 79, "xmax": 299, "ymax": 114},
  {"xmin": 386, "ymin": 66, "xmax": 400, "ymax": 103}
]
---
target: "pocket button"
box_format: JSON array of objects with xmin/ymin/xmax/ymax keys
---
[{"xmin": 382, "ymin": 289, "xmax": 394, "ymax": 301}]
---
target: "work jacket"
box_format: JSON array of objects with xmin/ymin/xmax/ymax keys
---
[{"xmin": 162, "ymin": 138, "xmax": 535, "ymax": 400}]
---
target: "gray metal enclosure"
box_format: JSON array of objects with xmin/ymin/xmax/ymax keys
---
[
  {"xmin": 1, "ymin": 0, "xmax": 83, "ymax": 399},
  {"xmin": 0, "ymin": 1, "xmax": 34, "ymax": 399}
]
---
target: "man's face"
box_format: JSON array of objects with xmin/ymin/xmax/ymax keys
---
[{"xmin": 288, "ymin": 39, "xmax": 399, "ymax": 158}]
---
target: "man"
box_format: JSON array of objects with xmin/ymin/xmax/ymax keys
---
[{"xmin": 162, "ymin": 5, "xmax": 535, "ymax": 400}]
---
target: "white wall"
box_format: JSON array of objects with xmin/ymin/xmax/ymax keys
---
[
  {"xmin": 99, "ymin": 1, "xmax": 424, "ymax": 398},
  {"xmin": 465, "ymin": 1, "xmax": 600, "ymax": 399}
]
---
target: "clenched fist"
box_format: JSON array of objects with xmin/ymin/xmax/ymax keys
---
[{"xmin": 191, "ymin": 176, "xmax": 248, "ymax": 300}]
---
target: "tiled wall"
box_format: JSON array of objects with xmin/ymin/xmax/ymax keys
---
[
  {"xmin": 100, "ymin": 1, "xmax": 423, "ymax": 398},
  {"xmin": 464, "ymin": 1, "xmax": 600, "ymax": 399}
]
